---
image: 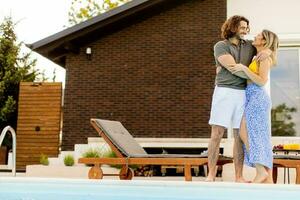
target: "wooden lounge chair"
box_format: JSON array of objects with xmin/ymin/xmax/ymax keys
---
[
  {"xmin": 78, "ymin": 119, "xmax": 232, "ymax": 181},
  {"xmin": 273, "ymin": 155, "xmax": 300, "ymax": 184}
]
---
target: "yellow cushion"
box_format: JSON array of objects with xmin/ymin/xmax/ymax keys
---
[{"xmin": 283, "ymin": 144, "xmax": 300, "ymax": 150}]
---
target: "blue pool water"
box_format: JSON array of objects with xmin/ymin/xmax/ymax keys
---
[{"xmin": 0, "ymin": 178, "xmax": 300, "ymax": 200}]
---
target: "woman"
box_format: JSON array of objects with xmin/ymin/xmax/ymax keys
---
[{"xmin": 229, "ymin": 30, "xmax": 279, "ymax": 183}]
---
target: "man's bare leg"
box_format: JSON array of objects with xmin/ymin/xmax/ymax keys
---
[
  {"xmin": 206, "ymin": 125, "xmax": 225, "ymax": 181},
  {"xmin": 233, "ymin": 129, "xmax": 248, "ymax": 183}
]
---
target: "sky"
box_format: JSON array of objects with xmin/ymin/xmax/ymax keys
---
[
  {"xmin": 0, "ymin": 0, "xmax": 72, "ymax": 85},
  {"xmin": 1, "ymin": 0, "xmax": 299, "ymax": 86}
]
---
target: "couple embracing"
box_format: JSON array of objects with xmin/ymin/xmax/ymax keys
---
[{"xmin": 206, "ymin": 15, "xmax": 279, "ymax": 183}]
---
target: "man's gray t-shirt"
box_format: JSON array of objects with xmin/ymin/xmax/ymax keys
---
[{"xmin": 214, "ymin": 39, "xmax": 256, "ymax": 89}]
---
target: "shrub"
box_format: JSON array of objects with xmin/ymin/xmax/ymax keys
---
[
  {"xmin": 102, "ymin": 150, "xmax": 138, "ymax": 170},
  {"xmin": 271, "ymin": 103, "xmax": 297, "ymax": 136},
  {"xmin": 64, "ymin": 155, "xmax": 75, "ymax": 166},
  {"xmin": 0, "ymin": 17, "xmax": 38, "ymax": 151},
  {"xmin": 102, "ymin": 150, "xmax": 117, "ymax": 158},
  {"xmin": 102, "ymin": 150, "xmax": 121, "ymax": 168},
  {"xmin": 82, "ymin": 148, "xmax": 101, "ymax": 158},
  {"xmin": 39, "ymin": 154, "xmax": 49, "ymax": 166},
  {"xmin": 82, "ymin": 148, "xmax": 102, "ymax": 166}
]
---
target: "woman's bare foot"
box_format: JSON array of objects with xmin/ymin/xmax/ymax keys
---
[
  {"xmin": 262, "ymin": 175, "xmax": 274, "ymax": 184},
  {"xmin": 263, "ymin": 179, "xmax": 273, "ymax": 184},
  {"xmin": 253, "ymin": 172, "xmax": 268, "ymax": 183},
  {"xmin": 262, "ymin": 168, "xmax": 273, "ymax": 184},
  {"xmin": 235, "ymin": 177, "xmax": 251, "ymax": 183},
  {"xmin": 205, "ymin": 176, "xmax": 215, "ymax": 182}
]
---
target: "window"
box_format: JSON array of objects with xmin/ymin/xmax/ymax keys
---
[{"xmin": 270, "ymin": 48, "xmax": 300, "ymax": 136}]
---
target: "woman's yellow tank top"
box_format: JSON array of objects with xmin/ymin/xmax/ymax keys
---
[{"xmin": 248, "ymin": 60, "xmax": 259, "ymax": 74}]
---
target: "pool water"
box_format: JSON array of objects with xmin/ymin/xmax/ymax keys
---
[{"xmin": 0, "ymin": 178, "xmax": 300, "ymax": 200}]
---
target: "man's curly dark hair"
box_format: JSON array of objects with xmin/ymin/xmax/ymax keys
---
[{"xmin": 221, "ymin": 15, "xmax": 250, "ymax": 39}]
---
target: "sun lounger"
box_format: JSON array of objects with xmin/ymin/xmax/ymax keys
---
[{"xmin": 78, "ymin": 118, "xmax": 232, "ymax": 181}]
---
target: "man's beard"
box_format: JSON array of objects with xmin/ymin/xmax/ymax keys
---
[{"xmin": 235, "ymin": 34, "xmax": 245, "ymax": 40}]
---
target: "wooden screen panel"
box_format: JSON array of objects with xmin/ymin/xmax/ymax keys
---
[{"xmin": 16, "ymin": 82, "xmax": 62, "ymax": 170}]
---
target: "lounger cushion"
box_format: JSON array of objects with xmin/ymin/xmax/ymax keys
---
[
  {"xmin": 132, "ymin": 154, "xmax": 232, "ymax": 159},
  {"xmin": 94, "ymin": 119, "xmax": 148, "ymax": 157},
  {"xmin": 93, "ymin": 119, "xmax": 233, "ymax": 159}
]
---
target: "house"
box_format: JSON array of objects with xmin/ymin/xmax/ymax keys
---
[
  {"xmin": 28, "ymin": 0, "xmax": 226, "ymax": 150},
  {"xmin": 228, "ymin": 0, "xmax": 300, "ymax": 136}
]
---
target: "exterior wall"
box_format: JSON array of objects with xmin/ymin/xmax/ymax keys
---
[
  {"xmin": 227, "ymin": 0, "xmax": 300, "ymax": 44},
  {"xmin": 228, "ymin": 0, "xmax": 300, "ymax": 136},
  {"xmin": 62, "ymin": 0, "xmax": 226, "ymax": 150}
]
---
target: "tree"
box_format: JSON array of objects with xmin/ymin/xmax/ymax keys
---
[
  {"xmin": 271, "ymin": 103, "xmax": 297, "ymax": 136},
  {"xmin": 0, "ymin": 17, "xmax": 38, "ymax": 137},
  {"xmin": 68, "ymin": 0, "xmax": 131, "ymax": 25}
]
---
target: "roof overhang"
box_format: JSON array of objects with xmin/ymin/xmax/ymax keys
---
[{"xmin": 27, "ymin": 0, "xmax": 178, "ymax": 67}]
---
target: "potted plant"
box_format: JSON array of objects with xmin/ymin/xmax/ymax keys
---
[
  {"xmin": 39, "ymin": 154, "xmax": 49, "ymax": 166},
  {"xmin": 64, "ymin": 155, "xmax": 75, "ymax": 166}
]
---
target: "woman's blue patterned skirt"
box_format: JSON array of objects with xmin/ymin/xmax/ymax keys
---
[{"xmin": 244, "ymin": 83, "xmax": 273, "ymax": 169}]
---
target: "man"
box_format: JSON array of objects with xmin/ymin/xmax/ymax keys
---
[{"xmin": 206, "ymin": 15, "xmax": 268, "ymax": 182}]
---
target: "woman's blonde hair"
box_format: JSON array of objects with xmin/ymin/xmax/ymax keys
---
[{"xmin": 262, "ymin": 29, "xmax": 279, "ymax": 65}]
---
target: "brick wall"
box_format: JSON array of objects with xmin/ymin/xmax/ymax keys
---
[{"xmin": 62, "ymin": 0, "xmax": 226, "ymax": 150}]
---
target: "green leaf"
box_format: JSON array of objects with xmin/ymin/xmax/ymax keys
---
[
  {"xmin": 0, "ymin": 16, "xmax": 38, "ymax": 135},
  {"xmin": 67, "ymin": 0, "xmax": 132, "ymax": 26}
]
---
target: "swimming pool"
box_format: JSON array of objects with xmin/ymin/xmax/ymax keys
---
[{"xmin": 0, "ymin": 177, "xmax": 300, "ymax": 200}]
